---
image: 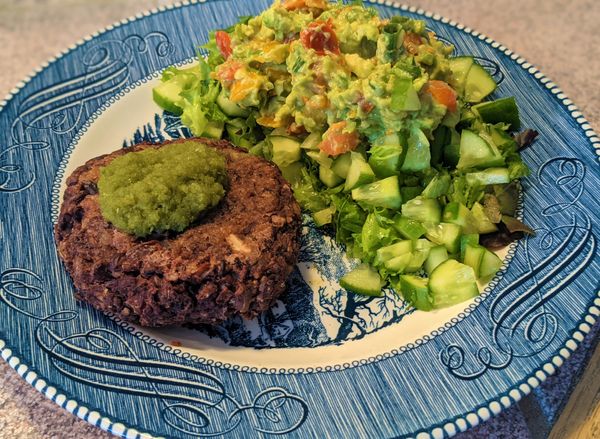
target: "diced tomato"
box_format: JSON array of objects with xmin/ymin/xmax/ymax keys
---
[
  {"xmin": 403, "ymin": 32, "xmax": 423, "ymax": 55},
  {"xmin": 282, "ymin": 0, "xmax": 328, "ymax": 11},
  {"xmin": 424, "ymin": 80, "xmax": 458, "ymax": 112},
  {"xmin": 214, "ymin": 59, "xmax": 243, "ymax": 83},
  {"xmin": 300, "ymin": 20, "xmax": 340, "ymax": 55},
  {"xmin": 215, "ymin": 30, "xmax": 233, "ymax": 59},
  {"xmin": 319, "ymin": 121, "xmax": 360, "ymax": 157}
]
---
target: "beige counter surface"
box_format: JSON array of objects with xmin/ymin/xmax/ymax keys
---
[{"xmin": 0, "ymin": 1, "xmax": 598, "ymax": 438}]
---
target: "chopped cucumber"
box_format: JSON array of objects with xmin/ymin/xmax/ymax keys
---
[
  {"xmin": 340, "ymin": 264, "xmax": 384, "ymax": 296},
  {"xmin": 429, "ymin": 260, "xmax": 479, "ymax": 308},
  {"xmin": 331, "ymin": 152, "xmax": 352, "ymax": 178},
  {"xmin": 369, "ymin": 144, "xmax": 404, "ymax": 178},
  {"xmin": 443, "ymin": 202, "xmax": 478, "ymax": 234},
  {"xmin": 460, "ymin": 234, "xmax": 480, "ymax": 260},
  {"xmin": 306, "ymin": 150, "xmax": 333, "ymax": 168},
  {"xmin": 421, "ymin": 172, "xmax": 451, "ymax": 198},
  {"xmin": 471, "ymin": 202, "xmax": 498, "ymax": 234},
  {"xmin": 202, "ymin": 121, "xmax": 224, "ymax": 139},
  {"xmin": 301, "ymin": 132, "xmax": 322, "ymax": 150},
  {"xmin": 394, "ymin": 216, "xmax": 427, "ymax": 240},
  {"xmin": 464, "ymin": 62, "xmax": 497, "ymax": 103},
  {"xmin": 401, "ymin": 127, "xmax": 431, "ymax": 172},
  {"xmin": 391, "ymin": 77, "xmax": 421, "ymax": 111},
  {"xmin": 345, "ymin": 153, "xmax": 376, "ymax": 191},
  {"xmin": 153, "ymin": 80, "xmax": 185, "ymax": 115},
  {"xmin": 352, "ymin": 176, "xmax": 402, "ymax": 209},
  {"xmin": 217, "ymin": 90, "xmax": 249, "ymax": 117},
  {"xmin": 399, "ymin": 275, "xmax": 433, "ymax": 311},
  {"xmin": 271, "ymin": 136, "xmax": 301, "ymax": 167},
  {"xmin": 402, "ymin": 197, "xmax": 441, "ymax": 224},
  {"xmin": 375, "ymin": 240, "xmax": 413, "ymax": 265},
  {"xmin": 384, "ymin": 253, "xmax": 413, "ymax": 273},
  {"xmin": 319, "ymin": 165, "xmax": 343, "ymax": 188},
  {"xmin": 406, "ymin": 244, "xmax": 431, "ymax": 273},
  {"xmin": 425, "ymin": 222, "xmax": 462, "ymax": 254},
  {"xmin": 479, "ymin": 249, "xmax": 503, "ymax": 280},
  {"xmin": 473, "ymin": 97, "xmax": 520, "ymax": 130},
  {"xmin": 463, "ymin": 244, "xmax": 485, "ymax": 274},
  {"xmin": 449, "ymin": 56, "xmax": 474, "ymax": 94},
  {"xmin": 442, "ymin": 129, "xmax": 461, "ymax": 168},
  {"xmin": 313, "ymin": 206, "xmax": 335, "ymax": 227},
  {"xmin": 457, "ymin": 130, "xmax": 504, "ymax": 170},
  {"xmin": 466, "ymin": 168, "xmax": 511, "ymax": 186},
  {"xmin": 425, "ymin": 245, "xmax": 449, "ymax": 275}
]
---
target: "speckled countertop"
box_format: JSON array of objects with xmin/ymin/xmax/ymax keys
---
[{"xmin": 0, "ymin": 1, "xmax": 598, "ymax": 438}]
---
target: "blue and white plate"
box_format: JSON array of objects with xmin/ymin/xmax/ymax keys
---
[{"xmin": 1, "ymin": 1, "xmax": 598, "ymax": 437}]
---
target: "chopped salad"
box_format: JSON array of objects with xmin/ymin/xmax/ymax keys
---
[{"xmin": 152, "ymin": 0, "xmax": 536, "ymax": 310}]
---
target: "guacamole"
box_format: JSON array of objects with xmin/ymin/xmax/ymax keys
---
[{"xmin": 98, "ymin": 142, "xmax": 227, "ymax": 237}]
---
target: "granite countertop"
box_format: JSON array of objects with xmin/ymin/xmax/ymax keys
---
[{"xmin": 0, "ymin": 1, "xmax": 598, "ymax": 438}]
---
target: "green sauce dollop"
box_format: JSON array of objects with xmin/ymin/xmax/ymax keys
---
[{"xmin": 98, "ymin": 141, "xmax": 227, "ymax": 237}]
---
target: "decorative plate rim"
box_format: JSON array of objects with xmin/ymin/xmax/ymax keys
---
[{"xmin": 0, "ymin": 1, "xmax": 598, "ymax": 439}]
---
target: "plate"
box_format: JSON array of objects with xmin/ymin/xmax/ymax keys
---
[{"xmin": 1, "ymin": 1, "xmax": 599, "ymax": 437}]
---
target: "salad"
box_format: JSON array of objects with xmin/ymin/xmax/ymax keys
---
[{"xmin": 152, "ymin": 0, "xmax": 536, "ymax": 311}]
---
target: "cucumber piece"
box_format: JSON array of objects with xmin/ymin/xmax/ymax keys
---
[
  {"xmin": 391, "ymin": 77, "xmax": 421, "ymax": 112},
  {"xmin": 351, "ymin": 176, "xmax": 402, "ymax": 209},
  {"xmin": 479, "ymin": 249, "xmax": 503, "ymax": 280},
  {"xmin": 425, "ymin": 222, "xmax": 462, "ymax": 254},
  {"xmin": 271, "ymin": 136, "xmax": 301, "ymax": 167},
  {"xmin": 466, "ymin": 168, "xmax": 511, "ymax": 186},
  {"xmin": 443, "ymin": 202, "xmax": 478, "ymax": 234},
  {"xmin": 399, "ymin": 275, "xmax": 433, "ymax": 311},
  {"xmin": 400, "ymin": 186, "xmax": 422, "ymax": 202},
  {"xmin": 369, "ymin": 144, "xmax": 404, "ymax": 178},
  {"xmin": 216, "ymin": 90, "xmax": 249, "ymax": 117},
  {"xmin": 331, "ymin": 152, "xmax": 352, "ymax": 178},
  {"xmin": 449, "ymin": 56, "xmax": 474, "ymax": 94},
  {"xmin": 394, "ymin": 216, "xmax": 427, "ymax": 240},
  {"xmin": 405, "ymin": 249, "xmax": 429, "ymax": 273},
  {"xmin": 463, "ymin": 244, "xmax": 485, "ymax": 274},
  {"xmin": 401, "ymin": 127, "xmax": 431, "ymax": 172},
  {"xmin": 424, "ymin": 245, "xmax": 449, "ymax": 275},
  {"xmin": 306, "ymin": 150, "xmax": 334, "ymax": 168},
  {"xmin": 340, "ymin": 264, "xmax": 384, "ymax": 296},
  {"xmin": 464, "ymin": 62, "xmax": 497, "ymax": 103},
  {"xmin": 202, "ymin": 121, "xmax": 224, "ymax": 139},
  {"xmin": 279, "ymin": 162, "xmax": 304, "ymax": 185},
  {"xmin": 442, "ymin": 129, "xmax": 461, "ymax": 168},
  {"xmin": 301, "ymin": 132, "xmax": 322, "ymax": 150},
  {"xmin": 375, "ymin": 240, "xmax": 413, "ymax": 265},
  {"xmin": 345, "ymin": 153, "xmax": 376, "ymax": 191},
  {"xmin": 421, "ymin": 171, "xmax": 451, "ymax": 198},
  {"xmin": 457, "ymin": 130, "xmax": 504, "ymax": 170},
  {"xmin": 319, "ymin": 165, "xmax": 343, "ymax": 188},
  {"xmin": 153, "ymin": 80, "xmax": 185, "ymax": 115},
  {"xmin": 473, "ymin": 97, "xmax": 520, "ymax": 130},
  {"xmin": 384, "ymin": 253, "xmax": 413, "ymax": 273},
  {"xmin": 313, "ymin": 206, "xmax": 335, "ymax": 227},
  {"xmin": 429, "ymin": 260, "xmax": 479, "ymax": 308},
  {"xmin": 430, "ymin": 125, "xmax": 450, "ymax": 166},
  {"xmin": 471, "ymin": 202, "xmax": 498, "ymax": 234},
  {"xmin": 401, "ymin": 197, "xmax": 441, "ymax": 224},
  {"xmin": 460, "ymin": 234, "xmax": 480, "ymax": 260},
  {"xmin": 491, "ymin": 126, "xmax": 516, "ymax": 149}
]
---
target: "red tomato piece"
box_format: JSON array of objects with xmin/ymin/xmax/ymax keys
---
[
  {"xmin": 215, "ymin": 30, "xmax": 233, "ymax": 59},
  {"xmin": 300, "ymin": 20, "xmax": 340, "ymax": 55},
  {"xmin": 425, "ymin": 80, "xmax": 458, "ymax": 112},
  {"xmin": 319, "ymin": 121, "xmax": 360, "ymax": 157},
  {"xmin": 403, "ymin": 32, "xmax": 423, "ymax": 55}
]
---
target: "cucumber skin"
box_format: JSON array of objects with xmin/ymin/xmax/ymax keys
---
[
  {"xmin": 340, "ymin": 265, "xmax": 384, "ymax": 297},
  {"xmin": 399, "ymin": 275, "xmax": 433, "ymax": 311}
]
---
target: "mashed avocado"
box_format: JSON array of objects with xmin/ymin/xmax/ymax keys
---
[{"xmin": 98, "ymin": 142, "xmax": 227, "ymax": 237}]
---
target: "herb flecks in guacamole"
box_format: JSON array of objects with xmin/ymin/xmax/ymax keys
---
[{"xmin": 98, "ymin": 142, "xmax": 227, "ymax": 238}]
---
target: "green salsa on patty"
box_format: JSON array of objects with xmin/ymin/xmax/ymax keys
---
[{"xmin": 98, "ymin": 141, "xmax": 227, "ymax": 237}]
